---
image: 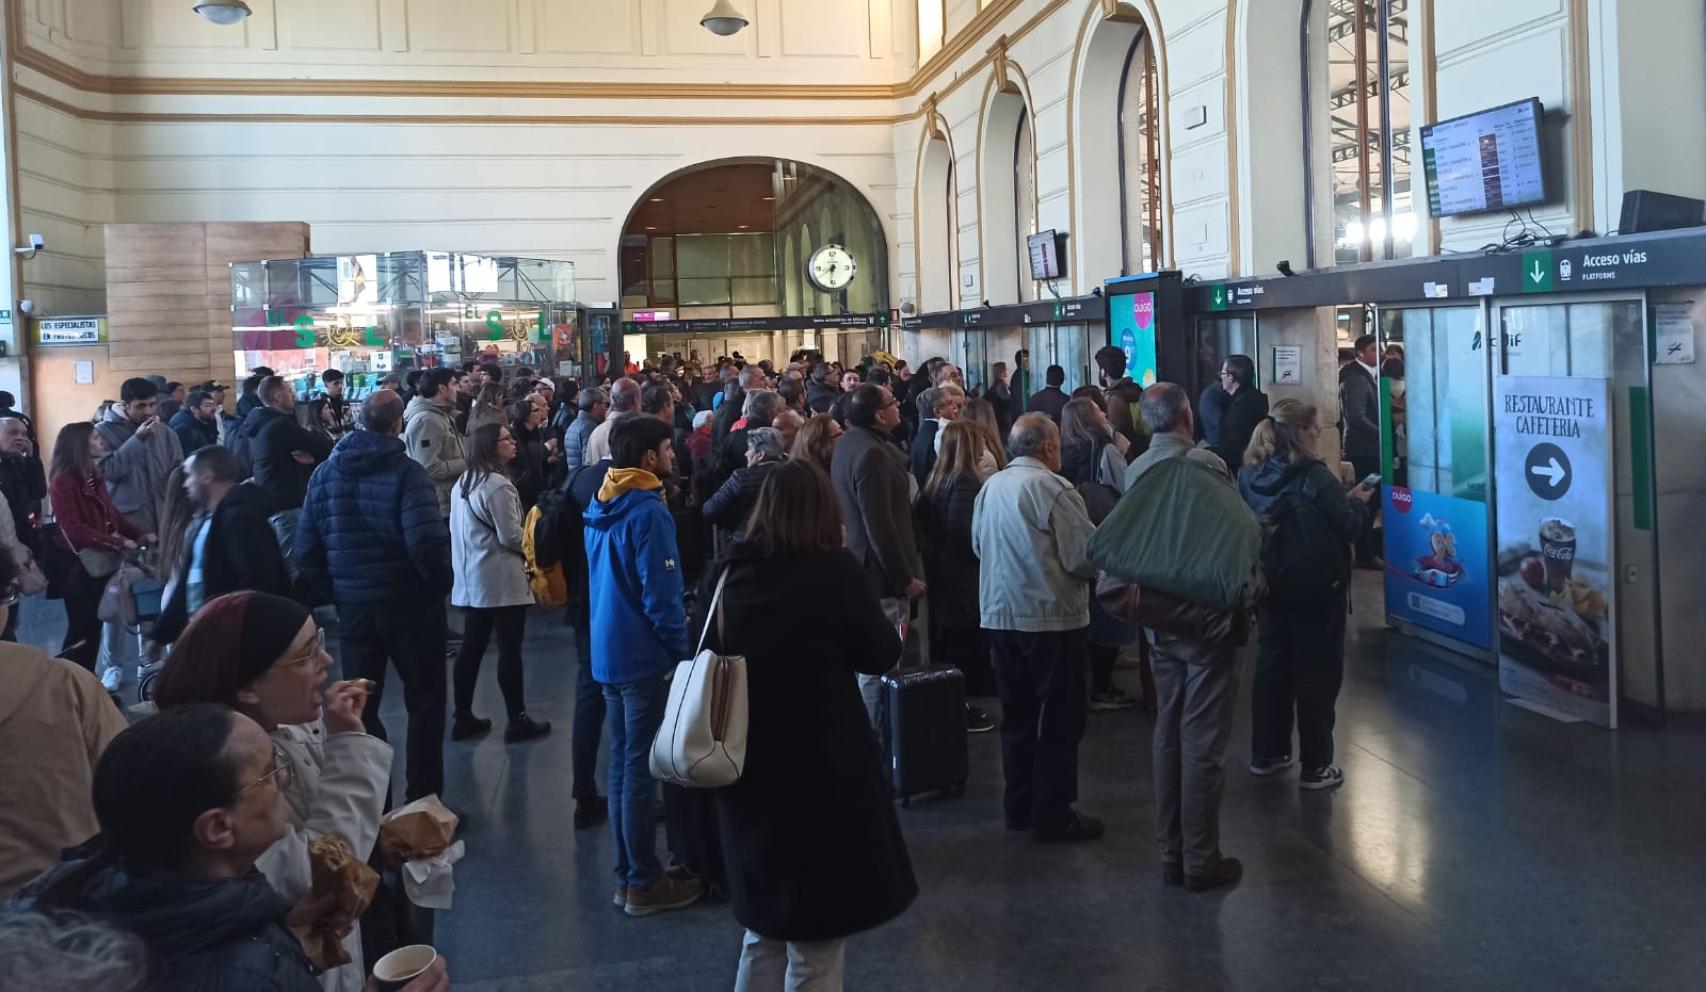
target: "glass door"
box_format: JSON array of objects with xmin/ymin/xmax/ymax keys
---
[
  {"xmin": 1374, "ymin": 305, "xmax": 1494, "ymax": 657},
  {"xmin": 1488, "ymin": 295, "xmax": 1653, "ymax": 727}
]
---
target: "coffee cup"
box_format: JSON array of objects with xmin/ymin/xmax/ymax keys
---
[
  {"xmin": 372, "ymin": 944, "xmax": 437, "ymax": 992},
  {"xmin": 1539, "ymin": 517, "xmax": 1576, "ymax": 594}
]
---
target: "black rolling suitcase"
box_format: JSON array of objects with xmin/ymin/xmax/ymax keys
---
[{"xmin": 877, "ymin": 665, "xmax": 968, "ymax": 807}]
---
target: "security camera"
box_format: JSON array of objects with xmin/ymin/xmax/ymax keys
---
[{"xmin": 13, "ymin": 234, "xmax": 43, "ymax": 259}]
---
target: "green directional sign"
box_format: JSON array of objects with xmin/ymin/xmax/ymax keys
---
[
  {"xmin": 1521, "ymin": 251, "xmax": 1554, "ymax": 293},
  {"xmin": 1210, "ymin": 284, "xmax": 1228, "ymax": 311}
]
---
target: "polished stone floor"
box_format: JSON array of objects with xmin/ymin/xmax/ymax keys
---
[{"xmin": 27, "ymin": 572, "xmax": 1706, "ymax": 991}]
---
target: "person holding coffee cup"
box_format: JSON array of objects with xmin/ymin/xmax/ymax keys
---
[{"xmin": 153, "ymin": 591, "xmax": 393, "ymax": 992}]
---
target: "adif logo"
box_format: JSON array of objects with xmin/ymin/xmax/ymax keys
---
[{"xmin": 1559, "ymin": 259, "xmax": 1572, "ymax": 281}]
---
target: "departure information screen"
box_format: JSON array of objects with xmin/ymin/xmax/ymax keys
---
[{"xmin": 1420, "ymin": 99, "xmax": 1547, "ymax": 217}]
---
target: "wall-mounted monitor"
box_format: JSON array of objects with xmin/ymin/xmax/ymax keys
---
[
  {"xmin": 1420, "ymin": 98, "xmax": 1548, "ymax": 217},
  {"xmin": 1027, "ymin": 230, "xmax": 1066, "ymax": 281}
]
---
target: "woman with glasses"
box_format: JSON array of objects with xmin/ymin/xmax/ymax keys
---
[
  {"xmin": 150, "ymin": 592, "xmax": 391, "ymax": 992},
  {"xmin": 15, "ymin": 706, "xmax": 323, "ymax": 991},
  {"xmin": 449, "ymin": 424, "xmax": 550, "ymax": 744}
]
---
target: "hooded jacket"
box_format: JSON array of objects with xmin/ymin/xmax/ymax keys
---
[
  {"xmin": 152, "ymin": 482, "xmax": 290, "ymax": 646},
  {"xmin": 1237, "ymin": 453, "xmax": 1367, "ymax": 564},
  {"xmin": 170, "ymin": 408, "xmax": 219, "ymax": 456},
  {"xmin": 242, "ymin": 405, "xmax": 333, "ymax": 512},
  {"xmin": 0, "ymin": 643, "xmax": 127, "ymax": 899},
  {"xmin": 93, "ymin": 404, "xmax": 183, "ymax": 534},
  {"xmin": 293, "ymin": 429, "xmax": 451, "ymax": 606},
  {"xmin": 402, "ymin": 395, "xmax": 467, "ymax": 518},
  {"xmin": 582, "ymin": 468, "xmax": 688, "ymax": 684},
  {"xmin": 13, "ymin": 845, "xmax": 320, "ymax": 992}
]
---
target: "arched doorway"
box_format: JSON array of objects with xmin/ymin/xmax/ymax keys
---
[
  {"xmin": 916, "ymin": 135, "xmax": 957, "ymax": 313},
  {"xmin": 619, "ymin": 159, "xmax": 890, "ymax": 365}
]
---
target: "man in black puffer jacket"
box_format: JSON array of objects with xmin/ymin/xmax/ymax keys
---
[{"xmin": 294, "ymin": 390, "xmax": 450, "ymax": 803}]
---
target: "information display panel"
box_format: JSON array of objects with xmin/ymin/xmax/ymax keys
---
[{"xmin": 1421, "ymin": 99, "xmax": 1547, "ymax": 217}]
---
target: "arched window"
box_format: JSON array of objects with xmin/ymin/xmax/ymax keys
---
[
  {"xmin": 1074, "ymin": 9, "xmax": 1165, "ymax": 286},
  {"xmin": 1014, "ymin": 108, "xmax": 1038, "ymax": 302},
  {"xmin": 1307, "ymin": 0, "xmax": 1413, "ymax": 264},
  {"xmin": 918, "ymin": 1, "xmax": 946, "ymax": 62},
  {"xmin": 980, "ymin": 87, "xmax": 1033, "ymax": 306},
  {"xmin": 1118, "ymin": 30, "xmax": 1162, "ymax": 274},
  {"xmin": 918, "ymin": 135, "xmax": 957, "ymax": 312}
]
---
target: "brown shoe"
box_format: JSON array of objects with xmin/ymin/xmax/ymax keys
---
[
  {"xmin": 624, "ymin": 874, "xmax": 702, "ymax": 917},
  {"xmin": 612, "ymin": 885, "xmax": 628, "ymax": 909},
  {"xmin": 1184, "ymin": 855, "xmax": 1243, "ymax": 893}
]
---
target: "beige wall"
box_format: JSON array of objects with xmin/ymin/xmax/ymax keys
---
[{"xmin": 6, "ymin": 0, "xmax": 1699, "ymax": 374}]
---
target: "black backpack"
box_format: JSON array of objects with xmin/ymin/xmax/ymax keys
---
[{"xmin": 1257, "ymin": 465, "xmax": 1349, "ymax": 608}]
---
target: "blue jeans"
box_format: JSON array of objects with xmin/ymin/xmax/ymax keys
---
[{"xmin": 603, "ymin": 675, "xmax": 669, "ymax": 887}]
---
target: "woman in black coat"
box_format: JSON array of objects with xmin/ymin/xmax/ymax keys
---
[
  {"xmin": 691, "ymin": 459, "xmax": 916, "ymax": 989},
  {"xmin": 508, "ymin": 398, "xmax": 558, "ymax": 513},
  {"xmin": 701, "ymin": 427, "xmax": 785, "ymax": 540}
]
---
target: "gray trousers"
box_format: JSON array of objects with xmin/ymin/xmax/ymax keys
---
[
  {"xmin": 734, "ymin": 931, "xmax": 846, "ymax": 992},
  {"xmin": 858, "ymin": 597, "xmax": 908, "ymax": 725},
  {"xmin": 1150, "ymin": 634, "xmax": 1240, "ymax": 874}
]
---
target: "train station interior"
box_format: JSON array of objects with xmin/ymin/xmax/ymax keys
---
[{"xmin": 1, "ymin": 1, "xmax": 1704, "ymax": 989}]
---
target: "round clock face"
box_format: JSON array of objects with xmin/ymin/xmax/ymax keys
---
[{"xmin": 808, "ymin": 244, "xmax": 857, "ymax": 292}]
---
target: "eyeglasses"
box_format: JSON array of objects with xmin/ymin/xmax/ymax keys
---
[
  {"xmin": 1219, "ymin": 370, "xmax": 1233, "ymax": 378},
  {"xmin": 276, "ymin": 628, "xmax": 327, "ymax": 671},
  {"xmin": 0, "ymin": 584, "xmax": 19, "ymax": 607},
  {"xmin": 241, "ymin": 742, "xmax": 295, "ymax": 794},
  {"xmin": 880, "ymin": 399, "xmax": 900, "ymax": 411},
  {"xmin": 499, "ymin": 434, "xmax": 516, "ymax": 444}
]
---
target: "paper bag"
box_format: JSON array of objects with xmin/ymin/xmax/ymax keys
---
[
  {"xmin": 377, "ymin": 794, "xmax": 460, "ymax": 865},
  {"xmin": 296, "ymin": 834, "xmax": 380, "ymax": 971}
]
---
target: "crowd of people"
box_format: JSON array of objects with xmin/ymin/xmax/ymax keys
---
[{"xmin": 0, "ymin": 336, "xmax": 1380, "ymax": 991}]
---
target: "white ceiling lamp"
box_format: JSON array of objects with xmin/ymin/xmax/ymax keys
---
[
  {"xmin": 700, "ymin": 0, "xmax": 749, "ymax": 36},
  {"xmin": 193, "ymin": 1, "xmax": 252, "ymax": 26}
]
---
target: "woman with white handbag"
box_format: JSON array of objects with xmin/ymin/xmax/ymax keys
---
[{"xmin": 687, "ymin": 459, "xmax": 916, "ymax": 992}]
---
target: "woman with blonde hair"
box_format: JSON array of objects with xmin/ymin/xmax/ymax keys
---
[
  {"xmin": 789, "ymin": 413, "xmax": 842, "ymax": 474},
  {"xmin": 917, "ymin": 421, "xmax": 997, "ymax": 732},
  {"xmin": 1236, "ymin": 398, "xmax": 1376, "ymax": 792},
  {"xmin": 959, "ymin": 398, "xmax": 1008, "ymax": 475}
]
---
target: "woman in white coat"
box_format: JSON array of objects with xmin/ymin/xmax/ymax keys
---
[
  {"xmin": 152, "ymin": 589, "xmax": 391, "ymax": 992},
  {"xmin": 449, "ymin": 423, "xmax": 551, "ymax": 744}
]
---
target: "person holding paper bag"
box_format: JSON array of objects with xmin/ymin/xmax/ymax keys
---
[{"xmin": 153, "ymin": 591, "xmax": 392, "ymax": 992}]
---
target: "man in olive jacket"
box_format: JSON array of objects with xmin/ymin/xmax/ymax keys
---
[
  {"xmin": 830, "ymin": 384, "xmax": 922, "ymax": 721},
  {"xmin": 1121, "ymin": 382, "xmax": 1245, "ymax": 893},
  {"xmin": 403, "ymin": 367, "xmax": 467, "ymax": 519}
]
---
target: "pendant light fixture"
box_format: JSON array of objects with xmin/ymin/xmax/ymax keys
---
[
  {"xmin": 193, "ymin": 1, "xmax": 252, "ymax": 26},
  {"xmin": 700, "ymin": 0, "xmax": 750, "ymax": 36}
]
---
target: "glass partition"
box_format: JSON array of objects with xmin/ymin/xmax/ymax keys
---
[{"xmin": 230, "ymin": 252, "xmax": 576, "ymax": 398}]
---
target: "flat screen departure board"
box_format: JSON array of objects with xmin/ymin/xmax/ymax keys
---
[{"xmin": 1420, "ymin": 99, "xmax": 1547, "ymax": 217}]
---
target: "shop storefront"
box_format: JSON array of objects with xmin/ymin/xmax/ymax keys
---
[{"xmin": 229, "ymin": 252, "xmax": 595, "ymax": 398}]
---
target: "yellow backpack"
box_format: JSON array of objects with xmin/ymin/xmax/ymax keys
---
[{"xmin": 523, "ymin": 504, "xmax": 569, "ymax": 607}]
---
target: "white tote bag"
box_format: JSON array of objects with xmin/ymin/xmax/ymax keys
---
[{"xmin": 649, "ymin": 568, "xmax": 749, "ymax": 788}]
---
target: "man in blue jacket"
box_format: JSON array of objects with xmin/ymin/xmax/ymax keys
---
[
  {"xmin": 293, "ymin": 389, "xmax": 451, "ymax": 803},
  {"xmin": 583, "ymin": 414, "xmax": 700, "ymax": 918}
]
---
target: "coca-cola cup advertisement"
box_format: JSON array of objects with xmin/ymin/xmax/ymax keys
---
[{"xmin": 1492, "ymin": 375, "xmax": 1615, "ymax": 728}]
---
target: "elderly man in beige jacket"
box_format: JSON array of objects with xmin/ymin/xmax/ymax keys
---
[{"xmin": 971, "ymin": 413, "xmax": 1102, "ymax": 844}]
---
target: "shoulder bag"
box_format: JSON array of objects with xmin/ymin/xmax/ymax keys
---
[{"xmin": 649, "ymin": 568, "xmax": 749, "ymax": 788}]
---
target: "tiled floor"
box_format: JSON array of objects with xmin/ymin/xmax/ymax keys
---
[{"xmin": 28, "ymin": 572, "xmax": 1706, "ymax": 991}]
